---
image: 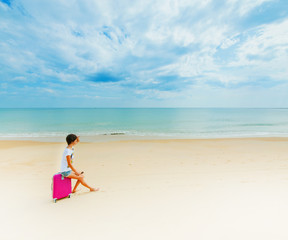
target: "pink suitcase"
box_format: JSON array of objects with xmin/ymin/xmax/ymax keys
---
[{"xmin": 52, "ymin": 173, "xmax": 72, "ymax": 203}]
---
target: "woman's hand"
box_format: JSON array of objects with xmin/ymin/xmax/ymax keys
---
[{"xmin": 75, "ymin": 171, "xmax": 84, "ymax": 176}]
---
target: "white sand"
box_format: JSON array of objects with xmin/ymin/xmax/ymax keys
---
[{"xmin": 1, "ymin": 138, "xmax": 288, "ymax": 240}]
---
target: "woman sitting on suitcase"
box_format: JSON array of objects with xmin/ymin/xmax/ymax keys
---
[{"xmin": 61, "ymin": 134, "xmax": 99, "ymax": 193}]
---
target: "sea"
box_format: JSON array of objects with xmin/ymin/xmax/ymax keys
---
[{"xmin": 0, "ymin": 108, "xmax": 288, "ymax": 141}]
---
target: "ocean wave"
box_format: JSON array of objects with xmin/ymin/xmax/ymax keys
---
[
  {"xmin": 237, "ymin": 123, "xmax": 276, "ymax": 127},
  {"xmin": 1, "ymin": 130, "xmax": 288, "ymax": 140}
]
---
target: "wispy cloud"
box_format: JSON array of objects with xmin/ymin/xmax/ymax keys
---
[{"xmin": 0, "ymin": 0, "xmax": 287, "ymax": 107}]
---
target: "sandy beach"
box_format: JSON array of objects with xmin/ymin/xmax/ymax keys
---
[{"xmin": 1, "ymin": 138, "xmax": 288, "ymax": 240}]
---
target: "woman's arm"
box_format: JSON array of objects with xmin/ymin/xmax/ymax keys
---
[{"xmin": 66, "ymin": 155, "xmax": 80, "ymax": 175}]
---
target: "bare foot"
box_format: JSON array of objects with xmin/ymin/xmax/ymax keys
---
[
  {"xmin": 90, "ymin": 187, "xmax": 99, "ymax": 192},
  {"xmin": 72, "ymin": 189, "xmax": 80, "ymax": 193}
]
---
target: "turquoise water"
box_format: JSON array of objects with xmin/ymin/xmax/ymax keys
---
[{"xmin": 0, "ymin": 108, "xmax": 288, "ymax": 139}]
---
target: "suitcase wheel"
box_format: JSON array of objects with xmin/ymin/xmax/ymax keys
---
[
  {"xmin": 53, "ymin": 198, "xmax": 57, "ymax": 203},
  {"xmin": 68, "ymin": 194, "xmax": 71, "ymax": 198}
]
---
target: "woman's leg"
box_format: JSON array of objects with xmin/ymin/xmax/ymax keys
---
[
  {"xmin": 67, "ymin": 173, "xmax": 99, "ymax": 192},
  {"xmin": 72, "ymin": 180, "xmax": 81, "ymax": 193}
]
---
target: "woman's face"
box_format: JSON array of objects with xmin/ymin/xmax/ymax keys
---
[{"xmin": 73, "ymin": 136, "xmax": 80, "ymax": 146}]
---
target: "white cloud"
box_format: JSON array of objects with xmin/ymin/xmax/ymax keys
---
[
  {"xmin": 135, "ymin": 89, "xmax": 181, "ymax": 99},
  {"xmin": 0, "ymin": 83, "xmax": 8, "ymax": 89},
  {"xmin": 220, "ymin": 36, "xmax": 240, "ymax": 49},
  {"xmin": 241, "ymin": 18, "xmax": 288, "ymax": 55},
  {"xmin": 181, "ymin": 54, "xmax": 215, "ymax": 77},
  {"xmin": 173, "ymin": 26, "xmax": 195, "ymax": 47},
  {"xmin": 227, "ymin": 0, "xmax": 275, "ymax": 16},
  {"xmin": 12, "ymin": 76, "xmax": 26, "ymax": 81},
  {"xmin": 228, "ymin": 18, "xmax": 288, "ymax": 80},
  {"xmin": 0, "ymin": 0, "xmax": 287, "ymax": 107},
  {"xmin": 0, "ymin": 1, "xmax": 10, "ymax": 10},
  {"xmin": 41, "ymin": 88, "xmax": 56, "ymax": 94}
]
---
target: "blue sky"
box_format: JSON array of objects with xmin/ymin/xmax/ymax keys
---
[{"xmin": 0, "ymin": 0, "xmax": 288, "ymax": 108}]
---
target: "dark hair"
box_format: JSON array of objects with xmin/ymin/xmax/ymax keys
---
[{"xmin": 66, "ymin": 134, "xmax": 78, "ymax": 145}]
